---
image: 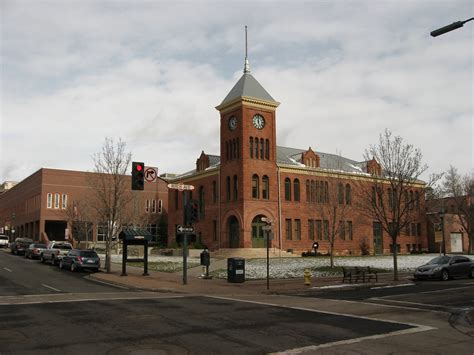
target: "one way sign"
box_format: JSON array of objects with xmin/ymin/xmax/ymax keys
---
[{"xmin": 144, "ymin": 167, "xmax": 158, "ymax": 183}]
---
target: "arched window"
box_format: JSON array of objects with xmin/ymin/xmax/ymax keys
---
[
  {"xmin": 250, "ymin": 137, "xmax": 254, "ymax": 158},
  {"xmin": 260, "ymin": 138, "xmax": 264, "ymax": 160},
  {"xmin": 199, "ymin": 186, "xmax": 205, "ymax": 215},
  {"xmin": 212, "ymin": 180, "xmax": 217, "ymax": 203},
  {"xmin": 306, "ymin": 180, "xmax": 310, "ymax": 202},
  {"xmin": 225, "ymin": 141, "xmax": 229, "ymax": 161},
  {"xmin": 294, "ymin": 179, "xmax": 300, "ymax": 202},
  {"xmin": 265, "ymin": 139, "xmax": 270, "ymax": 160},
  {"xmin": 312, "ymin": 180, "xmax": 316, "ymax": 203},
  {"xmin": 284, "ymin": 178, "xmax": 291, "ymax": 201},
  {"xmin": 324, "ymin": 182, "xmax": 329, "ymax": 203},
  {"xmin": 409, "ymin": 190, "xmax": 414, "ymax": 209},
  {"xmin": 338, "ymin": 183, "xmax": 344, "ymax": 204},
  {"xmin": 235, "ymin": 138, "xmax": 239, "ymax": 159},
  {"xmin": 319, "ymin": 181, "xmax": 324, "ymax": 203},
  {"xmin": 345, "ymin": 184, "xmax": 351, "ymax": 205},
  {"xmin": 415, "ymin": 191, "xmax": 420, "ymax": 209},
  {"xmin": 233, "ymin": 175, "xmax": 238, "ymax": 201},
  {"xmin": 252, "ymin": 174, "xmax": 259, "ymax": 199},
  {"xmin": 255, "ymin": 137, "xmax": 259, "ymax": 159},
  {"xmin": 262, "ymin": 175, "xmax": 269, "ymax": 199},
  {"xmin": 226, "ymin": 176, "xmax": 231, "ymax": 201}
]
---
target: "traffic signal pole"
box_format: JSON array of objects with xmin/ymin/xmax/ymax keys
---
[{"xmin": 183, "ymin": 191, "xmax": 188, "ymax": 285}]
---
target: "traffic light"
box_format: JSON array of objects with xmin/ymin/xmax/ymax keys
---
[
  {"xmin": 131, "ymin": 162, "xmax": 145, "ymax": 190},
  {"xmin": 185, "ymin": 199, "xmax": 199, "ymax": 224}
]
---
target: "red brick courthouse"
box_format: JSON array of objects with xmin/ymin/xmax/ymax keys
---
[{"xmin": 167, "ymin": 63, "xmax": 427, "ymax": 255}]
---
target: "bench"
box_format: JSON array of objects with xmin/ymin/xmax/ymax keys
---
[{"xmin": 342, "ymin": 266, "xmax": 378, "ymax": 283}]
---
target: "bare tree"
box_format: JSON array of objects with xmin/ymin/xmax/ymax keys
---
[
  {"xmin": 318, "ymin": 178, "xmax": 350, "ymax": 268},
  {"xmin": 63, "ymin": 200, "xmax": 94, "ymax": 247},
  {"xmin": 441, "ymin": 166, "xmax": 474, "ymax": 254},
  {"xmin": 89, "ymin": 138, "xmax": 132, "ymax": 273},
  {"xmin": 360, "ymin": 129, "xmax": 428, "ymax": 281}
]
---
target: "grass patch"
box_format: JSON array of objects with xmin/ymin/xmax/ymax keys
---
[{"xmin": 127, "ymin": 261, "xmax": 200, "ymax": 273}]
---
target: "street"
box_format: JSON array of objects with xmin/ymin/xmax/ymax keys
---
[{"xmin": 1, "ymin": 250, "xmax": 473, "ymax": 354}]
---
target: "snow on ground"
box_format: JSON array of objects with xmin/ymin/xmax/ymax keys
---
[{"xmin": 100, "ymin": 253, "xmax": 472, "ymax": 280}]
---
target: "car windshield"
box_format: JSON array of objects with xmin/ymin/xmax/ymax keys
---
[
  {"xmin": 427, "ymin": 256, "xmax": 451, "ymax": 265},
  {"xmin": 53, "ymin": 244, "xmax": 72, "ymax": 249},
  {"xmin": 81, "ymin": 251, "xmax": 98, "ymax": 258}
]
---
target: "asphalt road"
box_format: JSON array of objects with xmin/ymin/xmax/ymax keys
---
[
  {"xmin": 1, "ymin": 296, "xmax": 415, "ymax": 354},
  {"xmin": 0, "ymin": 249, "xmax": 127, "ymax": 295}
]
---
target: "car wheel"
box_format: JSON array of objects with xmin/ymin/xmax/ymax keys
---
[
  {"xmin": 51, "ymin": 257, "xmax": 56, "ymax": 266},
  {"xmin": 40, "ymin": 255, "xmax": 45, "ymax": 263},
  {"xmin": 59, "ymin": 260, "xmax": 63, "ymax": 269},
  {"xmin": 440, "ymin": 269, "xmax": 449, "ymax": 281},
  {"xmin": 469, "ymin": 268, "xmax": 474, "ymax": 278},
  {"xmin": 71, "ymin": 263, "xmax": 76, "ymax": 272}
]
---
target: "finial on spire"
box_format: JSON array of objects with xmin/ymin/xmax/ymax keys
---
[{"xmin": 244, "ymin": 25, "xmax": 250, "ymax": 74}]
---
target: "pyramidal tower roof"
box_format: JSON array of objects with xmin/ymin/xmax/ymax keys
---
[{"xmin": 216, "ymin": 26, "xmax": 279, "ymax": 111}]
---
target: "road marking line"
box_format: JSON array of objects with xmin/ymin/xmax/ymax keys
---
[
  {"xmin": 371, "ymin": 283, "xmax": 414, "ymax": 290},
  {"xmin": 209, "ymin": 295, "xmax": 436, "ymax": 353},
  {"xmin": 271, "ymin": 325, "xmax": 436, "ymax": 354},
  {"xmin": 42, "ymin": 284, "xmax": 62, "ymax": 292},
  {"xmin": 368, "ymin": 297, "xmax": 457, "ymax": 310},
  {"xmin": 0, "ymin": 294, "xmax": 187, "ymax": 305},
  {"xmin": 3, "ymin": 267, "xmax": 12, "ymax": 272},
  {"xmin": 85, "ymin": 277, "xmax": 130, "ymax": 290}
]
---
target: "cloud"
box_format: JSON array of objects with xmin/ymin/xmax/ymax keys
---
[{"xmin": 1, "ymin": 0, "xmax": 472, "ymax": 182}]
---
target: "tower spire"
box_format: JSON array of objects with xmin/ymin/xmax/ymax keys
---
[{"xmin": 244, "ymin": 25, "xmax": 250, "ymax": 74}]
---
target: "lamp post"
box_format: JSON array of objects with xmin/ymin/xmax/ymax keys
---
[{"xmin": 431, "ymin": 18, "xmax": 473, "ymax": 37}]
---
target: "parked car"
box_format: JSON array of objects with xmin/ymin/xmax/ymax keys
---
[
  {"xmin": 59, "ymin": 249, "xmax": 100, "ymax": 272},
  {"xmin": 10, "ymin": 238, "xmax": 34, "ymax": 255},
  {"xmin": 24, "ymin": 243, "xmax": 47, "ymax": 259},
  {"xmin": 40, "ymin": 241, "xmax": 73, "ymax": 265},
  {"xmin": 0, "ymin": 235, "xmax": 9, "ymax": 248},
  {"xmin": 414, "ymin": 255, "xmax": 474, "ymax": 281}
]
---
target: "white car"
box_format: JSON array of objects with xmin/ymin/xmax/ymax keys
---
[{"xmin": 0, "ymin": 235, "xmax": 9, "ymax": 248}]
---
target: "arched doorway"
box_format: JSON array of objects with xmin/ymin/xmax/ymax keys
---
[
  {"xmin": 228, "ymin": 216, "xmax": 240, "ymax": 248},
  {"xmin": 252, "ymin": 215, "xmax": 267, "ymax": 248}
]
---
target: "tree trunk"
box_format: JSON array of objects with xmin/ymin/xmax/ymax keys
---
[{"xmin": 392, "ymin": 236, "xmax": 398, "ymax": 281}]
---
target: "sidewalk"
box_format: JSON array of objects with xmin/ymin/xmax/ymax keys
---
[{"xmin": 88, "ymin": 261, "xmax": 415, "ymax": 296}]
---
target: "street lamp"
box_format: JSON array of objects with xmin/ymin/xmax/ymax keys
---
[{"xmin": 431, "ymin": 18, "xmax": 473, "ymax": 37}]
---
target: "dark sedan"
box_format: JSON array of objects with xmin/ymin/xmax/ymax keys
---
[
  {"xmin": 10, "ymin": 238, "xmax": 34, "ymax": 255},
  {"xmin": 59, "ymin": 249, "xmax": 100, "ymax": 272},
  {"xmin": 24, "ymin": 243, "xmax": 47, "ymax": 259},
  {"xmin": 414, "ymin": 255, "xmax": 474, "ymax": 281}
]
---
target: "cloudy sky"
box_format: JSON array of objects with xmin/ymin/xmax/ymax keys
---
[{"xmin": 1, "ymin": 0, "xmax": 472, "ymax": 182}]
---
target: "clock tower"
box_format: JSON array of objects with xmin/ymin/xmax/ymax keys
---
[{"xmin": 215, "ymin": 39, "xmax": 280, "ymax": 249}]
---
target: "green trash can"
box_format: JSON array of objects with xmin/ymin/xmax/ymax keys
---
[{"xmin": 227, "ymin": 257, "xmax": 245, "ymax": 283}]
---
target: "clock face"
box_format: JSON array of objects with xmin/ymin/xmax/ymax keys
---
[
  {"xmin": 228, "ymin": 116, "xmax": 237, "ymax": 131},
  {"xmin": 252, "ymin": 114, "xmax": 265, "ymax": 129}
]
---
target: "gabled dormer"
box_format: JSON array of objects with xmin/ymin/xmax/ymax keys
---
[
  {"xmin": 302, "ymin": 147, "xmax": 320, "ymax": 168},
  {"xmin": 196, "ymin": 151, "xmax": 210, "ymax": 172},
  {"xmin": 367, "ymin": 158, "xmax": 382, "ymax": 176}
]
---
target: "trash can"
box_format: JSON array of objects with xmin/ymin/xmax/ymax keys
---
[
  {"xmin": 227, "ymin": 257, "xmax": 245, "ymax": 283},
  {"xmin": 200, "ymin": 249, "xmax": 210, "ymax": 266}
]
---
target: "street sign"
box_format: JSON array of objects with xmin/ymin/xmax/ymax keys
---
[
  {"xmin": 261, "ymin": 217, "xmax": 274, "ymax": 224},
  {"xmin": 144, "ymin": 167, "xmax": 158, "ymax": 182},
  {"xmin": 167, "ymin": 183, "xmax": 195, "ymax": 191},
  {"xmin": 435, "ymin": 231, "xmax": 443, "ymax": 243},
  {"xmin": 177, "ymin": 225, "xmax": 195, "ymax": 234},
  {"xmin": 262, "ymin": 225, "xmax": 273, "ymax": 231}
]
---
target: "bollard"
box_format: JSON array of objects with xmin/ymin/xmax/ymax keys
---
[{"xmin": 304, "ymin": 268, "xmax": 312, "ymax": 286}]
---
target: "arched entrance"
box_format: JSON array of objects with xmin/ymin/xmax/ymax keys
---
[
  {"xmin": 252, "ymin": 215, "xmax": 267, "ymax": 248},
  {"xmin": 228, "ymin": 216, "xmax": 240, "ymax": 248}
]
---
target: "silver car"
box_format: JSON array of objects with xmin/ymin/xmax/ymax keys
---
[{"xmin": 414, "ymin": 255, "xmax": 474, "ymax": 281}]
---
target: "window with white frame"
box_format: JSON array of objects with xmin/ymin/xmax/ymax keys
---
[
  {"xmin": 61, "ymin": 194, "xmax": 67, "ymax": 209},
  {"xmin": 47, "ymin": 193, "xmax": 52, "ymax": 209},
  {"xmin": 145, "ymin": 199, "xmax": 150, "ymax": 213},
  {"xmin": 54, "ymin": 193, "xmax": 60, "ymax": 209},
  {"xmin": 158, "ymin": 199, "xmax": 163, "ymax": 214},
  {"xmin": 97, "ymin": 224, "xmax": 107, "ymax": 242},
  {"xmin": 152, "ymin": 199, "xmax": 157, "ymax": 213}
]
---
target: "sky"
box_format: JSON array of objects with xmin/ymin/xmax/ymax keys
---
[{"xmin": 1, "ymin": 0, "xmax": 472, "ymax": 183}]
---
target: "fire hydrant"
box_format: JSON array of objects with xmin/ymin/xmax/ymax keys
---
[{"xmin": 304, "ymin": 268, "xmax": 312, "ymax": 286}]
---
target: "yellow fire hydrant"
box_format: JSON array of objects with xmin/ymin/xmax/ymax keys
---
[{"xmin": 304, "ymin": 268, "xmax": 312, "ymax": 286}]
